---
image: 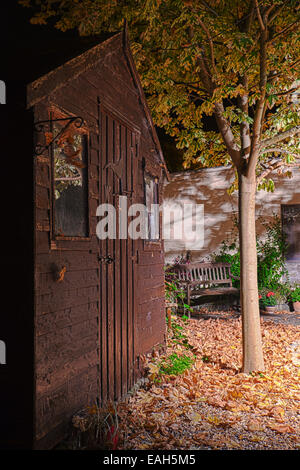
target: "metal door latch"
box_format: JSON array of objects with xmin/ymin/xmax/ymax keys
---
[{"xmin": 98, "ymin": 255, "xmax": 114, "ymax": 264}]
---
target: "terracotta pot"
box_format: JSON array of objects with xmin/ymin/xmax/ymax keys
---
[
  {"xmin": 264, "ymin": 305, "xmax": 277, "ymax": 314},
  {"xmin": 293, "ymin": 301, "xmax": 300, "ymax": 313}
]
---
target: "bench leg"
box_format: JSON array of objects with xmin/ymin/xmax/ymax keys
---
[{"xmin": 187, "ymin": 285, "xmax": 191, "ymax": 307}]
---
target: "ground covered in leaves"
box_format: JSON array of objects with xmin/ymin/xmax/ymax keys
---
[{"xmin": 116, "ymin": 313, "xmax": 300, "ymax": 450}]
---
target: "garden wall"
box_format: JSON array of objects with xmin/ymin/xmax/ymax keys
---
[{"xmin": 163, "ymin": 166, "xmax": 300, "ymax": 283}]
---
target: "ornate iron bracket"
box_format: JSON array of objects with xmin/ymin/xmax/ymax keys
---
[{"xmin": 34, "ymin": 116, "xmax": 84, "ymax": 156}]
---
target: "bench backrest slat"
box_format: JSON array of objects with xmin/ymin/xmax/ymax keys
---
[{"xmin": 172, "ymin": 262, "xmax": 233, "ymax": 287}]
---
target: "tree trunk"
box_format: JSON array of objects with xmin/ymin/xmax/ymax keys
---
[{"xmin": 238, "ymin": 171, "xmax": 265, "ymax": 373}]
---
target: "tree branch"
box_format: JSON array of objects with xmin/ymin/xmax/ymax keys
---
[
  {"xmin": 268, "ymin": 1, "xmax": 289, "ymax": 25},
  {"xmin": 268, "ymin": 19, "xmax": 300, "ymax": 44},
  {"xmin": 257, "ymin": 160, "xmax": 285, "ymax": 183},
  {"xmin": 198, "ymin": 19, "xmax": 218, "ymax": 78},
  {"xmin": 196, "ymin": 53, "xmax": 214, "ymax": 94},
  {"xmin": 238, "ymin": 77, "xmax": 251, "ymax": 161},
  {"xmin": 244, "ymin": 2, "xmax": 255, "ymax": 32},
  {"xmin": 200, "ymin": 1, "xmax": 219, "ymax": 16},
  {"xmin": 259, "ymin": 147, "xmax": 300, "ymax": 157},
  {"xmin": 255, "ymin": 0, "xmax": 265, "ymax": 31},
  {"xmin": 261, "ymin": 126, "xmax": 300, "ymax": 147},
  {"xmin": 272, "ymin": 86, "xmax": 300, "ymax": 98},
  {"xmin": 247, "ymin": 26, "xmax": 268, "ymax": 176},
  {"xmin": 267, "ymin": 58, "xmax": 300, "ymax": 82},
  {"xmin": 214, "ymin": 101, "xmax": 242, "ymax": 169},
  {"xmin": 257, "ymin": 158, "xmax": 299, "ymax": 183}
]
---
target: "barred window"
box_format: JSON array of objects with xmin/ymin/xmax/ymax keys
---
[{"xmin": 52, "ymin": 121, "xmax": 89, "ymax": 237}]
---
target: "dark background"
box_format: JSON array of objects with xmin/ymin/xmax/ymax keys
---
[{"xmin": 0, "ymin": 1, "xmax": 184, "ymax": 170}]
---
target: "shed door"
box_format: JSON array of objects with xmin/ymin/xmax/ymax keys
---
[{"xmin": 98, "ymin": 107, "xmax": 138, "ymax": 403}]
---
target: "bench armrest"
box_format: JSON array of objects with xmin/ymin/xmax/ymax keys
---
[{"xmin": 230, "ymin": 275, "xmax": 240, "ymax": 280}]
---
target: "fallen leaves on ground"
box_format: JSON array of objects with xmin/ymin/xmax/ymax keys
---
[{"xmin": 117, "ymin": 314, "xmax": 300, "ymax": 450}]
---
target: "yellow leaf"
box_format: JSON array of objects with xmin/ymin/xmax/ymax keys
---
[
  {"xmin": 250, "ymin": 436, "xmax": 263, "ymax": 442},
  {"xmin": 207, "ymin": 415, "xmax": 221, "ymax": 425},
  {"xmin": 228, "ymin": 390, "xmax": 243, "ymax": 399}
]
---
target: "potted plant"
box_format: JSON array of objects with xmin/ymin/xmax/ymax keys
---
[
  {"xmin": 259, "ymin": 291, "xmax": 278, "ymax": 313},
  {"xmin": 290, "ymin": 285, "xmax": 300, "ymax": 313}
]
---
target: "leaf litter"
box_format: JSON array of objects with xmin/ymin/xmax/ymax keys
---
[{"xmin": 116, "ymin": 314, "xmax": 300, "ymax": 450}]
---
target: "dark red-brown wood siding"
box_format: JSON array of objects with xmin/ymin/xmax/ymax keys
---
[{"xmin": 33, "ymin": 36, "xmax": 165, "ymax": 449}]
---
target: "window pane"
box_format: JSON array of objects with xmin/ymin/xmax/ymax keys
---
[
  {"xmin": 53, "ymin": 124, "xmax": 88, "ymax": 237},
  {"xmin": 145, "ymin": 174, "xmax": 159, "ymax": 240}
]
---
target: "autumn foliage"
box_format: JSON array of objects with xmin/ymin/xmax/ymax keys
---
[{"xmin": 116, "ymin": 314, "xmax": 300, "ymax": 450}]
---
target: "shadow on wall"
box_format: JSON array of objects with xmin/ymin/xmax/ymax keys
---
[{"xmin": 163, "ymin": 166, "xmax": 300, "ymax": 266}]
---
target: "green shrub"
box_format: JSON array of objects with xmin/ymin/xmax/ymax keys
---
[
  {"xmin": 159, "ymin": 353, "xmax": 194, "ymax": 376},
  {"xmin": 212, "ymin": 215, "xmax": 289, "ymax": 298},
  {"xmin": 290, "ymin": 285, "xmax": 300, "ymax": 302},
  {"xmin": 256, "ymin": 215, "xmax": 289, "ymax": 291}
]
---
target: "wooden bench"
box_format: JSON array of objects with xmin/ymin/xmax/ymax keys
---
[{"xmin": 172, "ymin": 262, "xmax": 239, "ymax": 310}]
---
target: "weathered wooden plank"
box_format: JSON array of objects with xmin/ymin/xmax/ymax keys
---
[
  {"xmin": 89, "ymin": 147, "xmax": 98, "ymax": 165},
  {"xmin": 89, "ymin": 178, "xmax": 99, "ymax": 197},
  {"xmin": 36, "ymin": 186, "xmax": 50, "ymax": 210},
  {"xmin": 36, "ymin": 231, "xmax": 50, "ymax": 253},
  {"xmin": 114, "ymin": 121, "xmax": 122, "ymax": 401},
  {"xmin": 36, "ymin": 301, "xmax": 99, "ymax": 335},
  {"xmin": 36, "ymin": 268, "xmax": 99, "ymax": 296},
  {"xmin": 36, "ymin": 321, "xmax": 98, "ymax": 365},
  {"xmin": 139, "ymin": 285, "xmax": 165, "ymax": 302},
  {"xmin": 36, "ymin": 251, "xmax": 99, "ymax": 273},
  {"xmin": 127, "ymin": 127, "xmax": 134, "ymax": 391},
  {"xmin": 36, "ymin": 222, "xmax": 51, "ymax": 232},
  {"xmin": 51, "ymin": 84, "xmax": 98, "ymax": 121},
  {"xmin": 138, "ymin": 250, "xmax": 164, "ymax": 266},
  {"xmin": 49, "ymin": 237, "xmax": 97, "ymax": 252},
  {"xmin": 107, "ymin": 113, "xmax": 115, "ymax": 401},
  {"xmin": 137, "ymin": 274, "xmax": 165, "ymax": 290},
  {"xmin": 138, "ymin": 264, "xmax": 164, "ymax": 280},
  {"xmin": 36, "ymin": 207, "xmax": 50, "ymax": 224},
  {"xmin": 90, "ymin": 133, "xmax": 99, "ymax": 150},
  {"xmin": 36, "ymin": 365, "xmax": 98, "ymax": 440},
  {"xmin": 99, "ymin": 109, "xmax": 108, "ymax": 404},
  {"xmin": 132, "ymin": 132, "xmax": 139, "ymax": 382},
  {"xmin": 89, "ymin": 198, "xmax": 99, "ymax": 220},
  {"xmin": 139, "ymin": 296, "xmax": 165, "ymax": 315},
  {"xmin": 36, "ymin": 285, "xmax": 99, "ymax": 314},
  {"xmin": 120, "ymin": 123, "xmax": 128, "ymax": 397},
  {"xmin": 36, "ymin": 162, "xmax": 50, "ymax": 187}
]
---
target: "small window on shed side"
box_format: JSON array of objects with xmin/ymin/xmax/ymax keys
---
[
  {"xmin": 144, "ymin": 174, "xmax": 159, "ymax": 240},
  {"xmin": 52, "ymin": 121, "xmax": 89, "ymax": 238}
]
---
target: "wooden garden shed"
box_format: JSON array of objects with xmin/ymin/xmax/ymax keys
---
[{"xmin": 1, "ymin": 28, "xmax": 167, "ymax": 449}]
